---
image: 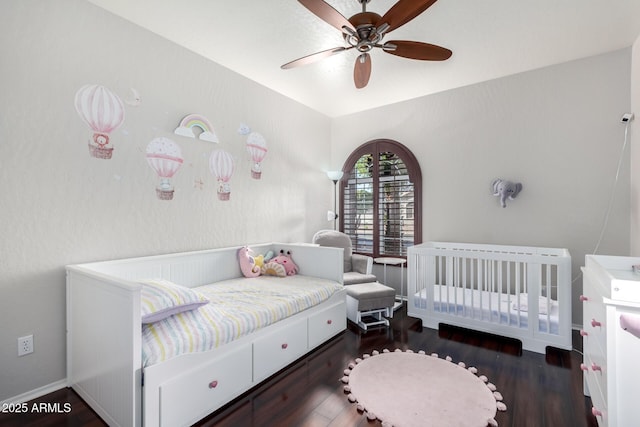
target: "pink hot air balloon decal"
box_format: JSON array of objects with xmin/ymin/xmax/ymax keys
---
[
  {"xmin": 246, "ymin": 132, "xmax": 268, "ymax": 179},
  {"xmin": 146, "ymin": 137, "xmax": 184, "ymax": 200},
  {"xmin": 209, "ymin": 150, "xmax": 234, "ymax": 201},
  {"xmin": 74, "ymin": 84, "xmax": 125, "ymax": 159}
]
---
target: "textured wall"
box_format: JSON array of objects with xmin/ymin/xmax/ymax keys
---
[
  {"xmin": 331, "ymin": 49, "xmax": 632, "ymax": 327},
  {"xmin": 631, "ymin": 36, "xmax": 640, "ymax": 256},
  {"xmin": 0, "ymin": 0, "xmax": 332, "ymax": 401}
]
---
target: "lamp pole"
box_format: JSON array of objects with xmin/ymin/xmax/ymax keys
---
[{"xmin": 326, "ymin": 171, "xmax": 343, "ymax": 230}]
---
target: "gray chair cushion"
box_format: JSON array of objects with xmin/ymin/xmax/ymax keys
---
[
  {"xmin": 312, "ymin": 229, "xmax": 354, "ymax": 272},
  {"xmin": 351, "ymin": 254, "xmax": 371, "ymax": 274},
  {"xmin": 343, "ymin": 271, "xmax": 378, "ymax": 285},
  {"xmin": 345, "ymin": 282, "xmax": 396, "ymax": 312}
]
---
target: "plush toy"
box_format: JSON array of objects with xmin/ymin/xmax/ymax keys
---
[
  {"xmin": 261, "ymin": 261, "xmax": 287, "ymax": 277},
  {"xmin": 250, "ymin": 249, "xmax": 276, "ymax": 270},
  {"xmin": 492, "ymin": 179, "xmax": 523, "ymax": 208},
  {"xmin": 263, "ymin": 250, "xmax": 275, "ymax": 262},
  {"xmin": 237, "ymin": 246, "xmax": 261, "ymax": 278},
  {"xmin": 269, "ymin": 250, "xmax": 299, "ymax": 276},
  {"xmin": 254, "ymin": 254, "xmax": 265, "ymax": 269}
]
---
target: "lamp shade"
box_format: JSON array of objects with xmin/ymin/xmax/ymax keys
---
[{"xmin": 326, "ymin": 170, "xmax": 344, "ymax": 181}]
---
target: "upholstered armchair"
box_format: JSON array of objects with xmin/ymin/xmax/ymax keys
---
[{"xmin": 312, "ymin": 230, "xmax": 377, "ymax": 285}]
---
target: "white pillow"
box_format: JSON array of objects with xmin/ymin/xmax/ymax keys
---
[{"xmin": 140, "ymin": 279, "xmax": 209, "ymax": 324}]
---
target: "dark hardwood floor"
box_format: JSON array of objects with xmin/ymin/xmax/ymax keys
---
[{"xmin": 0, "ymin": 305, "xmax": 598, "ymax": 427}]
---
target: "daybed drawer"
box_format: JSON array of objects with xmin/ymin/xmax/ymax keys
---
[
  {"xmin": 253, "ymin": 318, "xmax": 308, "ymax": 382},
  {"xmin": 159, "ymin": 344, "xmax": 252, "ymax": 427},
  {"xmin": 308, "ymin": 301, "xmax": 346, "ymax": 349}
]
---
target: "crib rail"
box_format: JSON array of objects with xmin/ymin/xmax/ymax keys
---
[{"xmin": 408, "ymin": 242, "xmax": 572, "ymax": 353}]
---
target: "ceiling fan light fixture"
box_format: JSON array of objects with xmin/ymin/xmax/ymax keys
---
[
  {"xmin": 382, "ymin": 42, "xmax": 397, "ymax": 52},
  {"xmin": 372, "ymin": 22, "xmax": 390, "ymax": 39},
  {"xmin": 342, "ymin": 25, "xmax": 357, "ymax": 37}
]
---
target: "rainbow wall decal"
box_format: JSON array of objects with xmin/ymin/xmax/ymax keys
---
[{"xmin": 174, "ymin": 113, "xmax": 219, "ymax": 143}]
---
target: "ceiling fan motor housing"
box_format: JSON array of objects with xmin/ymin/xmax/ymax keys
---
[{"xmin": 346, "ymin": 12, "xmax": 383, "ymax": 51}]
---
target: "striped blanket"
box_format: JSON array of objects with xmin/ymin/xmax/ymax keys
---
[{"xmin": 142, "ymin": 275, "xmax": 342, "ymax": 367}]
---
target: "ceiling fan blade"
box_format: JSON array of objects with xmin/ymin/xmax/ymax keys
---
[
  {"xmin": 379, "ymin": 0, "xmax": 438, "ymax": 33},
  {"xmin": 353, "ymin": 53, "xmax": 372, "ymax": 89},
  {"xmin": 298, "ymin": 0, "xmax": 356, "ymax": 33},
  {"xmin": 384, "ymin": 40, "xmax": 452, "ymax": 61},
  {"xmin": 281, "ymin": 46, "xmax": 351, "ymax": 69}
]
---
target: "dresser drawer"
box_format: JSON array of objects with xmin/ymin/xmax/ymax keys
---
[
  {"xmin": 253, "ymin": 317, "xmax": 308, "ymax": 382},
  {"xmin": 586, "ymin": 374, "xmax": 608, "ymax": 427},
  {"xmin": 308, "ymin": 301, "xmax": 346, "ymax": 349},
  {"xmin": 584, "ymin": 348, "xmax": 608, "ymax": 405},
  {"xmin": 584, "ymin": 351, "xmax": 608, "ymax": 427},
  {"xmin": 582, "ymin": 277, "xmax": 608, "ymax": 356},
  {"xmin": 159, "ymin": 344, "xmax": 253, "ymax": 427}
]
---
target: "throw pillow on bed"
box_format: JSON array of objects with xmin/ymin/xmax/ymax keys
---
[
  {"xmin": 261, "ymin": 261, "xmax": 287, "ymax": 277},
  {"xmin": 140, "ymin": 279, "xmax": 209, "ymax": 323}
]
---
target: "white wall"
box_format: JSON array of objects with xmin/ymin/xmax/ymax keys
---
[
  {"xmin": 0, "ymin": 0, "xmax": 332, "ymax": 401},
  {"xmin": 631, "ymin": 35, "xmax": 640, "ymax": 255},
  {"xmin": 332, "ymin": 49, "xmax": 632, "ymax": 326}
]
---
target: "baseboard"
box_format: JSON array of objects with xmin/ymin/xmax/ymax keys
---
[{"xmin": 0, "ymin": 379, "xmax": 67, "ymax": 406}]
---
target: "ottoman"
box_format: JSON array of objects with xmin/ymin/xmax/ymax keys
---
[{"xmin": 345, "ymin": 282, "xmax": 396, "ymax": 330}]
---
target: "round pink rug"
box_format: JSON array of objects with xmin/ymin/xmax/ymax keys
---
[{"xmin": 341, "ymin": 349, "xmax": 507, "ymax": 427}]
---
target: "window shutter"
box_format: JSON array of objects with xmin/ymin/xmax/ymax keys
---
[
  {"xmin": 340, "ymin": 140, "xmax": 421, "ymax": 258},
  {"xmin": 343, "ymin": 154, "xmax": 374, "ymax": 254},
  {"xmin": 378, "ymin": 152, "xmax": 414, "ymax": 257}
]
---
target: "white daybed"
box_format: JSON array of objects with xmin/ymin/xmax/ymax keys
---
[
  {"xmin": 66, "ymin": 243, "xmax": 346, "ymax": 427},
  {"xmin": 407, "ymin": 242, "xmax": 572, "ymax": 353}
]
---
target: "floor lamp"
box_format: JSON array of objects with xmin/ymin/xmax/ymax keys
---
[{"xmin": 326, "ymin": 171, "xmax": 343, "ymax": 230}]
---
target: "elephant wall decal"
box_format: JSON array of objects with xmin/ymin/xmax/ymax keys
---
[{"xmin": 492, "ymin": 179, "xmax": 523, "ymax": 208}]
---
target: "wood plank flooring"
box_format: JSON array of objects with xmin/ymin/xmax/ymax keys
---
[{"xmin": 0, "ymin": 305, "xmax": 598, "ymax": 427}]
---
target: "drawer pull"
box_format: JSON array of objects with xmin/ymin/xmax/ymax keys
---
[
  {"xmin": 592, "ymin": 407, "xmax": 602, "ymax": 417},
  {"xmin": 580, "ymin": 295, "xmax": 589, "ymax": 302},
  {"xmin": 591, "ymin": 319, "xmax": 602, "ymax": 328},
  {"xmin": 327, "ymin": 319, "xmax": 333, "ymax": 325},
  {"xmin": 580, "ymin": 363, "xmax": 589, "ymax": 371},
  {"xmin": 580, "ymin": 330, "xmax": 588, "ymax": 337},
  {"xmin": 208, "ymin": 380, "xmax": 218, "ymax": 389},
  {"xmin": 281, "ymin": 343, "xmax": 288, "ymax": 350},
  {"xmin": 591, "ymin": 363, "xmax": 602, "ymax": 372}
]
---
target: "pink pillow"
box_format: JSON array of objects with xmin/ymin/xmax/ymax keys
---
[{"xmin": 238, "ymin": 246, "xmax": 261, "ymax": 278}]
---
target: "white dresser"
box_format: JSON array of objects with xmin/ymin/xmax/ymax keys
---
[{"xmin": 581, "ymin": 255, "xmax": 640, "ymax": 427}]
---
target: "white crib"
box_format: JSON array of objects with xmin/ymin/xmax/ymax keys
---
[{"xmin": 407, "ymin": 242, "xmax": 572, "ymax": 353}]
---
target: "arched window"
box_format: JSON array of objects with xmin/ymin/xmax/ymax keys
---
[{"xmin": 340, "ymin": 139, "xmax": 422, "ymax": 258}]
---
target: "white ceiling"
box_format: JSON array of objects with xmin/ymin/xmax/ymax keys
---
[{"xmin": 87, "ymin": 0, "xmax": 640, "ymax": 118}]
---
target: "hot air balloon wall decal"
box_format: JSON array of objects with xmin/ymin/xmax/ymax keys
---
[
  {"xmin": 246, "ymin": 132, "xmax": 268, "ymax": 179},
  {"xmin": 74, "ymin": 84, "xmax": 125, "ymax": 159},
  {"xmin": 209, "ymin": 149, "xmax": 234, "ymax": 201},
  {"xmin": 146, "ymin": 137, "xmax": 184, "ymax": 200}
]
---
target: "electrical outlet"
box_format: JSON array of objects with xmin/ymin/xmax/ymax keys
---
[{"xmin": 18, "ymin": 335, "xmax": 33, "ymax": 356}]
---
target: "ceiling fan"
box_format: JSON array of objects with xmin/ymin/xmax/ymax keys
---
[{"xmin": 281, "ymin": 0, "xmax": 452, "ymax": 89}]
